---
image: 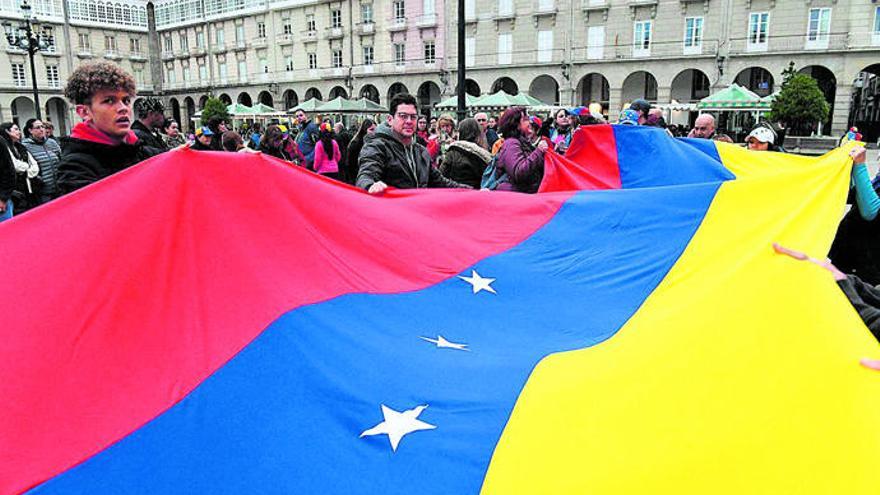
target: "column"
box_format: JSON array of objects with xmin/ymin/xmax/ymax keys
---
[
  {"xmin": 656, "ymin": 85, "xmax": 671, "ymax": 104},
  {"xmin": 830, "ymin": 83, "xmax": 852, "ymax": 136},
  {"xmin": 608, "ymin": 86, "xmax": 623, "ymax": 115}
]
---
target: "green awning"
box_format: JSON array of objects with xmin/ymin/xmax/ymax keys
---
[
  {"xmin": 250, "ymin": 103, "xmax": 279, "ymax": 114},
  {"xmin": 314, "ymin": 97, "xmax": 387, "ymax": 114},
  {"xmin": 697, "ymin": 83, "xmax": 771, "ymax": 111},
  {"xmin": 289, "ymin": 98, "xmax": 323, "ymax": 113}
]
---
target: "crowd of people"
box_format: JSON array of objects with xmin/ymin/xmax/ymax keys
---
[{"xmin": 1, "ymin": 61, "xmax": 879, "ymax": 358}]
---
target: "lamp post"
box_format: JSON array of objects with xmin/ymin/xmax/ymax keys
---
[{"xmin": 3, "ymin": 0, "xmax": 49, "ymax": 120}]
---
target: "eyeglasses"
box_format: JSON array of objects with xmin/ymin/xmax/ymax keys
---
[
  {"xmin": 476, "ymin": 118, "xmax": 487, "ymax": 122},
  {"xmin": 395, "ymin": 113, "xmax": 419, "ymax": 121}
]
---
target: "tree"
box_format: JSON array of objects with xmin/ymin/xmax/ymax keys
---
[
  {"xmin": 200, "ymin": 97, "xmax": 230, "ymax": 126},
  {"xmin": 767, "ymin": 68, "xmax": 829, "ymax": 137}
]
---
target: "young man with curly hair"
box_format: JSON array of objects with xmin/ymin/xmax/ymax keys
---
[{"xmin": 56, "ymin": 62, "xmax": 162, "ymax": 196}]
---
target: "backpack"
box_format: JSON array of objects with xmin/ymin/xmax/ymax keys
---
[{"xmin": 480, "ymin": 155, "xmax": 508, "ymax": 190}]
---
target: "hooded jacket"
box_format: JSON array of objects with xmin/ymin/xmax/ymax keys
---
[
  {"xmin": 496, "ymin": 135, "xmax": 546, "ymax": 193},
  {"xmin": 440, "ymin": 140, "xmax": 492, "ymax": 189},
  {"xmin": 295, "ymin": 121, "xmax": 320, "ymax": 166},
  {"xmin": 356, "ymin": 123, "xmax": 468, "ymax": 190},
  {"xmin": 56, "ymin": 123, "xmax": 160, "ymax": 196}
]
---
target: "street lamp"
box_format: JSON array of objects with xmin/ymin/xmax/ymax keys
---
[{"xmin": 3, "ymin": 0, "xmax": 50, "ymax": 120}]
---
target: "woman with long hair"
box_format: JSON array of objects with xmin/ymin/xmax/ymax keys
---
[
  {"xmin": 440, "ymin": 118, "xmax": 492, "ymax": 189},
  {"xmin": 343, "ymin": 118, "xmax": 375, "ymax": 185},
  {"xmin": 313, "ymin": 122, "xmax": 341, "ymax": 179},
  {"xmin": 0, "ymin": 122, "xmax": 41, "ymax": 216},
  {"xmin": 494, "ymin": 107, "xmax": 548, "ymax": 193},
  {"xmin": 259, "ymin": 124, "xmax": 294, "ymax": 162}
]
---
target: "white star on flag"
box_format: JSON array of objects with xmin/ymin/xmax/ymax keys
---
[
  {"xmin": 458, "ymin": 270, "xmax": 497, "ymax": 294},
  {"xmin": 420, "ymin": 335, "xmax": 469, "ymax": 351},
  {"xmin": 360, "ymin": 404, "xmax": 437, "ymax": 452}
]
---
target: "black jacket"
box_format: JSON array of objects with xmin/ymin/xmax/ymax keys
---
[
  {"xmin": 0, "ymin": 142, "xmax": 17, "ymax": 203},
  {"xmin": 344, "ymin": 138, "xmax": 365, "ymax": 186},
  {"xmin": 830, "ymin": 185, "xmax": 880, "ymax": 285},
  {"xmin": 0, "ymin": 140, "xmax": 42, "ymax": 211},
  {"xmin": 356, "ymin": 124, "xmax": 468, "ymax": 190},
  {"xmin": 56, "ymin": 136, "xmax": 158, "ymax": 196},
  {"xmin": 131, "ymin": 120, "xmax": 169, "ymax": 152},
  {"xmin": 440, "ymin": 140, "xmax": 492, "ymax": 190},
  {"xmin": 838, "ymin": 275, "xmax": 880, "ymax": 343}
]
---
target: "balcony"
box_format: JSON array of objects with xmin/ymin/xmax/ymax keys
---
[
  {"xmin": 176, "ymin": 49, "xmax": 190, "ymax": 59},
  {"xmin": 569, "ymin": 39, "xmax": 718, "ymax": 62},
  {"xmin": 581, "ymin": 0, "xmax": 609, "ymax": 21},
  {"xmin": 301, "ymin": 30, "xmax": 317, "ymax": 42},
  {"xmin": 627, "ymin": 0, "xmax": 658, "ymax": 18},
  {"xmin": 213, "ymin": 43, "xmax": 228, "ymax": 54},
  {"xmin": 104, "ymin": 50, "xmax": 122, "ymax": 60},
  {"xmin": 233, "ymin": 40, "xmax": 247, "ymax": 52},
  {"xmin": 727, "ymin": 33, "xmax": 847, "ymax": 55},
  {"xmin": 76, "ymin": 48, "xmax": 93, "ymax": 58},
  {"xmin": 161, "ymin": 50, "xmax": 175, "ymax": 60},
  {"xmin": 192, "ymin": 46, "xmax": 207, "ymax": 56},
  {"xmin": 493, "ymin": 8, "xmax": 515, "ymax": 21},
  {"xmin": 42, "ymin": 46, "xmax": 61, "ymax": 57},
  {"xmin": 416, "ymin": 13, "xmax": 437, "ymax": 28},
  {"xmin": 250, "ymin": 37, "xmax": 267, "ymax": 48},
  {"xmin": 357, "ymin": 22, "xmax": 375, "ymax": 35},
  {"xmin": 327, "ymin": 26, "xmax": 344, "ymax": 39},
  {"xmin": 278, "ymin": 33, "xmax": 295, "ymax": 45},
  {"xmin": 388, "ymin": 17, "xmax": 407, "ymax": 31},
  {"xmin": 533, "ymin": 0, "xmax": 556, "ymax": 18},
  {"xmin": 129, "ymin": 51, "xmax": 147, "ymax": 61}
]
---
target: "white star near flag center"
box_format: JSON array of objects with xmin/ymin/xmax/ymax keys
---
[{"xmin": 360, "ymin": 268, "xmax": 493, "ymax": 452}]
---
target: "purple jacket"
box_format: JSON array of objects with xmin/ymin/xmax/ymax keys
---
[{"xmin": 496, "ymin": 136, "xmax": 546, "ymax": 193}]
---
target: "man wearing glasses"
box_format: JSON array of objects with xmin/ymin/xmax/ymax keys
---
[
  {"xmin": 475, "ymin": 112, "xmax": 499, "ymax": 151},
  {"xmin": 357, "ymin": 93, "xmax": 468, "ymax": 194}
]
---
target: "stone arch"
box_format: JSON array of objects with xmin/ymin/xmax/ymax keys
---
[
  {"xmin": 491, "ymin": 77, "xmax": 518, "ymax": 95},
  {"xmin": 670, "ymin": 69, "xmax": 711, "ymax": 103},
  {"xmin": 283, "ymin": 89, "xmax": 298, "ymax": 110},
  {"xmin": 199, "ymin": 95, "xmax": 209, "ymax": 109},
  {"xmin": 329, "ymin": 86, "xmax": 348, "ymax": 99},
  {"xmin": 734, "ymin": 67, "xmax": 774, "ymax": 97},
  {"xmin": 43, "ymin": 97, "xmax": 69, "ymax": 135},
  {"xmin": 184, "ymin": 97, "xmax": 196, "ymax": 133},
  {"xmin": 417, "ymin": 81, "xmax": 442, "ymax": 114},
  {"xmin": 798, "ymin": 65, "xmax": 836, "ymax": 136},
  {"xmin": 169, "ymin": 97, "xmax": 181, "ymax": 123},
  {"xmin": 464, "ymin": 78, "xmax": 480, "ymax": 97},
  {"xmin": 387, "ymin": 82, "xmax": 409, "ymax": 102},
  {"xmin": 848, "ymin": 63, "xmax": 880, "ymax": 143},
  {"xmin": 576, "ymin": 73, "xmax": 609, "ymax": 112},
  {"xmin": 360, "ymin": 84, "xmax": 380, "ymax": 103},
  {"xmin": 621, "ymin": 71, "xmax": 658, "ymax": 105},
  {"xmin": 257, "ymin": 91, "xmax": 273, "ymax": 107},
  {"xmin": 305, "ymin": 87, "xmax": 323, "ymax": 101},
  {"xmin": 10, "ymin": 96, "xmax": 35, "ymax": 125},
  {"xmin": 218, "ymin": 93, "xmax": 232, "ymax": 105},
  {"xmin": 528, "ymin": 75, "xmax": 559, "ymax": 106},
  {"xmin": 237, "ymin": 92, "xmax": 253, "ymax": 106}
]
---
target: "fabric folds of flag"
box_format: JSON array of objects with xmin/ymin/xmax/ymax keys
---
[{"xmin": 1, "ymin": 126, "xmax": 878, "ymax": 495}]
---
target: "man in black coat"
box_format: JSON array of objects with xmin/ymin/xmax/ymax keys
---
[
  {"xmin": 356, "ymin": 93, "xmax": 468, "ymax": 194},
  {"xmin": 131, "ymin": 97, "xmax": 169, "ymax": 153},
  {"xmin": 55, "ymin": 62, "xmax": 161, "ymax": 196}
]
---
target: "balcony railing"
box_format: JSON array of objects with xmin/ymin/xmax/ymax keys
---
[
  {"xmin": 569, "ymin": 38, "xmax": 718, "ymax": 61},
  {"xmin": 278, "ymin": 33, "xmax": 295, "ymax": 45},
  {"xmin": 104, "ymin": 50, "xmax": 121, "ymax": 60},
  {"xmin": 161, "ymin": 50, "xmax": 175, "ymax": 60},
  {"xmin": 388, "ymin": 17, "xmax": 407, "ymax": 31},
  {"xmin": 301, "ymin": 30, "xmax": 317, "ymax": 42},
  {"xmin": 728, "ymin": 33, "xmax": 848, "ymax": 55},
  {"xmin": 357, "ymin": 22, "xmax": 375, "ymax": 35},
  {"xmin": 416, "ymin": 13, "xmax": 437, "ymax": 27}
]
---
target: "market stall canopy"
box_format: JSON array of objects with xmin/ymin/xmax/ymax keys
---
[
  {"xmin": 697, "ymin": 84, "xmax": 771, "ymax": 111},
  {"xmin": 434, "ymin": 94, "xmax": 479, "ymax": 110},
  {"xmin": 315, "ymin": 97, "xmax": 387, "ymax": 114},
  {"xmin": 288, "ymin": 98, "xmax": 323, "ymax": 113},
  {"xmin": 192, "ymin": 103, "xmax": 256, "ymax": 118},
  {"xmin": 251, "ymin": 103, "xmax": 282, "ymax": 115}
]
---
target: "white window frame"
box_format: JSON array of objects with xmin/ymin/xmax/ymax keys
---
[
  {"xmin": 393, "ymin": 1, "xmax": 405, "ymax": 20},
  {"xmin": 362, "ymin": 45, "xmax": 374, "ymax": 65},
  {"xmin": 805, "ymin": 8, "xmax": 831, "ymax": 49},
  {"xmin": 424, "ymin": 40, "xmax": 435, "ymax": 64},
  {"xmin": 12, "ymin": 63, "xmax": 26, "ymax": 87},
  {"xmin": 196, "ymin": 31, "xmax": 205, "ymax": 48},
  {"xmin": 498, "ymin": 0, "xmax": 512, "ymax": 16},
  {"xmin": 497, "ymin": 33, "xmax": 512, "ymax": 65},
  {"xmin": 537, "ymin": 30, "xmax": 553, "ymax": 62},
  {"xmin": 394, "ymin": 43, "xmax": 406, "ymax": 66},
  {"xmin": 308, "ymin": 52, "xmax": 317, "ymax": 69},
  {"xmin": 464, "ymin": 0, "xmax": 475, "ymax": 20},
  {"xmin": 873, "ymin": 6, "xmax": 880, "ymax": 46},
  {"xmin": 218, "ymin": 61, "xmax": 227, "ymax": 83},
  {"xmin": 683, "ymin": 16, "xmax": 703, "ymax": 55},
  {"xmin": 199, "ymin": 64, "xmax": 208, "ymax": 81},
  {"xmin": 361, "ymin": 4, "xmax": 373, "ymax": 24},
  {"xmin": 306, "ymin": 14, "xmax": 316, "ymax": 32},
  {"xmin": 332, "ymin": 49, "xmax": 343, "ymax": 68},
  {"xmin": 747, "ymin": 12, "xmax": 769, "ymax": 52},
  {"xmin": 166, "ymin": 66, "xmax": 176, "ymax": 85},
  {"xmin": 587, "ymin": 25, "xmax": 604, "ymax": 60},
  {"xmin": 215, "ymin": 26, "xmax": 225, "ymax": 46},
  {"xmin": 465, "ymin": 36, "xmax": 475, "ymax": 67},
  {"xmin": 46, "ymin": 65, "xmax": 59, "ymax": 88},
  {"xmin": 331, "ymin": 9, "xmax": 342, "ymax": 28},
  {"xmin": 238, "ymin": 59, "xmax": 248, "ymax": 80},
  {"xmin": 257, "ymin": 22, "xmax": 266, "ymax": 38},
  {"xmin": 284, "ymin": 56, "xmax": 294, "ymax": 71},
  {"xmin": 235, "ymin": 25, "xmax": 244, "ymax": 44},
  {"xmin": 633, "ymin": 20, "xmax": 651, "ymax": 57}
]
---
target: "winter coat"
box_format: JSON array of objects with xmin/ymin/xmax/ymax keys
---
[
  {"xmin": 440, "ymin": 140, "xmax": 492, "ymax": 189},
  {"xmin": 56, "ymin": 123, "xmax": 160, "ymax": 196},
  {"xmin": 313, "ymin": 140, "xmax": 340, "ymax": 175},
  {"xmin": 22, "ymin": 136, "xmax": 61, "ymax": 199},
  {"xmin": 344, "ymin": 138, "xmax": 365, "ymax": 185},
  {"xmin": 356, "ymin": 123, "xmax": 469, "ymax": 190},
  {"xmin": 1, "ymin": 139, "xmax": 42, "ymax": 211},
  {"xmin": 295, "ymin": 121, "xmax": 320, "ymax": 166},
  {"xmin": 837, "ymin": 274, "xmax": 880, "ymax": 342},
  {"xmin": 131, "ymin": 120, "xmax": 169, "ymax": 152},
  {"xmin": 0, "ymin": 142, "xmax": 14, "ymax": 204},
  {"xmin": 495, "ymin": 135, "xmax": 546, "ymax": 193}
]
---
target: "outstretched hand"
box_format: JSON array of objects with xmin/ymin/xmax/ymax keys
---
[{"xmin": 772, "ymin": 243, "xmax": 846, "ymax": 281}]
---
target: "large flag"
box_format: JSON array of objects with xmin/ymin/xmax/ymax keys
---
[{"xmin": 1, "ymin": 126, "xmax": 878, "ymax": 494}]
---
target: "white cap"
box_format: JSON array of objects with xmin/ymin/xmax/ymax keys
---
[{"xmin": 747, "ymin": 126, "xmax": 775, "ymax": 144}]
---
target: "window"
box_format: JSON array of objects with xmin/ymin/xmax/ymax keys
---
[
  {"xmin": 41, "ymin": 26, "xmax": 55, "ymax": 52},
  {"xmin": 587, "ymin": 25, "xmax": 604, "ymax": 59},
  {"xmin": 393, "ymin": 1, "xmax": 404, "ymax": 20},
  {"xmin": 537, "ymin": 30, "xmax": 553, "ymax": 62},
  {"xmin": 46, "ymin": 65, "xmax": 59, "ymax": 88},
  {"xmin": 363, "ymin": 45, "xmax": 374, "ymax": 65},
  {"xmin": 332, "ymin": 50, "xmax": 343, "ymax": 67},
  {"xmin": 257, "ymin": 22, "xmax": 266, "ymax": 38},
  {"xmin": 285, "ymin": 56, "xmax": 294, "ymax": 71},
  {"xmin": 238, "ymin": 59, "xmax": 248, "ymax": 79},
  {"xmin": 215, "ymin": 26, "xmax": 225, "ymax": 45},
  {"xmin": 12, "ymin": 63, "xmax": 26, "ymax": 87},
  {"xmin": 133, "ymin": 68, "xmax": 144, "ymax": 85},
  {"xmin": 199, "ymin": 64, "xmax": 208, "ymax": 81},
  {"xmin": 308, "ymin": 52, "xmax": 317, "ymax": 69},
  {"xmin": 748, "ymin": 12, "xmax": 769, "ymax": 51},
  {"xmin": 394, "ymin": 43, "xmax": 405, "ymax": 66},
  {"xmin": 78, "ymin": 33, "xmax": 90, "ymax": 51},
  {"xmin": 105, "ymin": 35, "xmax": 117, "ymax": 53},
  {"xmin": 130, "ymin": 38, "xmax": 140, "ymax": 54},
  {"xmin": 196, "ymin": 31, "xmax": 205, "ymax": 48},
  {"xmin": 874, "ymin": 6, "xmax": 880, "ymax": 45},
  {"xmin": 259, "ymin": 57, "xmax": 269, "ymax": 73},
  {"xmin": 361, "ymin": 4, "xmax": 373, "ymax": 23},
  {"xmin": 465, "ymin": 36, "xmax": 475, "ymax": 66},
  {"xmin": 306, "ymin": 14, "xmax": 316, "ymax": 32},
  {"xmin": 684, "ymin": 17, "xmax": 703, "ymax": 54},
  {"xmin": 806, "ymin": 8, "xmax": 831, "ymax": 48},
  {"xmin": 633, "ymin": 20, "xmax": 651, "ymax": 56},
  {"xmin": 497, "ymin": 33, "xmax": 511, "ymax": 65},
  {"xmin": 166, "ymin": 66, "xmax": 176, "ymax": 84},
  {"xmin": 283, "ymin": 19, "xmax": 292, "ymax": 35},
  {"xmin": 164, "ymin": 35, "xmax": 173, "ymax": 52},
  {"xmin": 465, "ymin": 0, "xmax": 475, "ymax": 19},
  {"xmin": 424, "ymin": 41, "xmax": 435, "ymax": 64},
  {"xmin": 331, "ymin": 9, "xmax": 342, "ymax": 28},
  {"xmin": 235, "ymin": 25, "xmax": 244, "ymax": 44},
  {"xmin": 498, "ymin": 0, "xmax": 512, "ymax": 16},
  {"xmin": 423, "ymin": 0, "xmax": 435, "ymax": 16},
  {"xmin": 218, "ymin": 61, "xmax": 227, "ymax": 81},
  {"xmin": 179, "ymin": 33, "xmax": 189, "ymax": 51},
  {"xmin": 182, "ymin": 65, "xmax": 190, "ymax": 82}
]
